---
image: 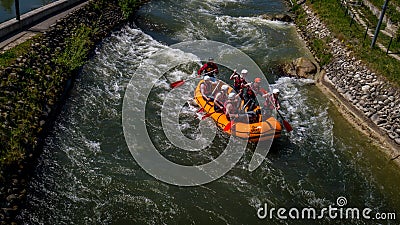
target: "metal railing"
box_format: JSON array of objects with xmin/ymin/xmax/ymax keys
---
[{"xmin": 15, "ymin": 0, "xmax": 21, "ymax": 21}]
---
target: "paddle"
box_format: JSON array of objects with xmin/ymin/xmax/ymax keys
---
[
  {"xmin": 276, "ymin": 110, "xmax": 293, "ymax": 132},
  {"xmin": 265, "ymin": 94, "xmax": 293, "ymax": 132},
  {"xmin": 224, "ymin": 120, "xmax": 234, "ymax": 131},
  {"xmin": 201, "ymin": 112, "xmax": 214, "ymax": 120},
  {"xmin": 201, "ymin": 106, "xmax": 225, "ymax": 120},
  {"xmin": 170, "ymin": 70, "xmax": 215, "ymax": 89},
  {"xmin": 170, "ymin": 76, "xmax": 197, "ymax": 89},
  {"xmin": 241, "ymin": 99, "xmax": 251, "ymax": 111}
]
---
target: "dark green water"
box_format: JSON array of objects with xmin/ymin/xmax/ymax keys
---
[
  {"xmin": 18, "ymin": 0, "xmax": 400, "ymax": 224},
  {"xmin": 0, "ymin": 0, "xmax": 55, "ymax": 23}
]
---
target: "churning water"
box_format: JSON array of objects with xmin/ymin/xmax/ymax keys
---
[{"xmin": 18, "ymin": 0, "xmax": 400, "ymax": 224}]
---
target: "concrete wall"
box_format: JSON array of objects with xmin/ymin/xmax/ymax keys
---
[{"xmin": 0, "ymin": 0, "xmax": 86, "ymax": 39}]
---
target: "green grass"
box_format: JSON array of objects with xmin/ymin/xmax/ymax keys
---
[
  {"xmin": 293, "ymin": 0, "xmax": 400, "ymax": 86},
  {"xmin": 367, "ymin": 0, "xmax": 400, "ymax": 24},
  {"xmin": 0, "ymin": 38, "xmax": 36, "ymax": 68},
  {"xmin": 119, "ymin": 0, "xmax": 139, "ymax": 18},
  {"xmin": 292, "ymin": 3, "xmax": 333, "ymax": 67},
  {"xmin": 357, "ymin": 3, "xmax": 380, "ymax": 28},
  {"xmin": 55, "ymin": 25, "xmax": 95, "ymax": 72}
]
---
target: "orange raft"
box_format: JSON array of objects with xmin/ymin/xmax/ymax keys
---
[{"xmin": 194, "ymin": 80, "xmax": 282, "ymax": 142}]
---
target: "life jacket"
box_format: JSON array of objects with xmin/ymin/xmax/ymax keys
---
[
  {"xmin": 246, "ymin": 84, "xmax": 256, "ymax": 98},
  {"xmin": 205, "ymin": 63, "xmax": 217, "ymax": 76},
  {"xmin": 264, "ymin": 95, "xmax": 279, "ymax": 110},
  {"xmin": 224, "ymin": 100, "xmax": 238, "ymax": 115},
  {"xmin": 205, "ymin": 63, "xmax": 214, "ymax": 73},
  {"xmin": 234, "ymin": 76, "xmax": 246, "ymax": 89},
  {"xmin": 246, "ymin": 83, "xmax": 264, "ymax": 98},
  {"xmin": 201, "ymin": 82, "xmax": 212, "ymax": 96}
]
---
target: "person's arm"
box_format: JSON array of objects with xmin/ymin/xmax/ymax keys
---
[
  {"xmin": 213, "ymin": 64, "xmax": 219, "ymax": 74},
  {"xmin": 198, "ymin": 64, "xmax": 207, "ymax": 76},
  {"xmin": 275, "ymin": 98, "xmax": 281, "ymax": 110},
  {"xmin": 200, "ymin": 84, "xmax": 205, "ymax": 95},
  {"xmin": 260, "ymin": 88, "xmax": 267, "ymax": 95},
  {"xmin": 214, "ymin": 93, "xmax": 223, "ymax": 108},
  {"xmin": 229, "ymin": 69, "xmax": 238, "ymax": 80}
]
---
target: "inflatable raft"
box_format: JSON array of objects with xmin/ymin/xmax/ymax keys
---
[{"xmin": 194, "ymin": 80, "xmax": 282, "ymax": 142}]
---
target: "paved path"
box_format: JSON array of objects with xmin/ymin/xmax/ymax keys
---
[{"xmin": 0, "ymin": 1, "xmax": 88, "ymax": 53}]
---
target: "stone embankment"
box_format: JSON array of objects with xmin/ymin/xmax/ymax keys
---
[
  {"xmin": 295, "ymin": 4, "xmax": 400, "ymax": 159},
  {"xmin": 0, "ymin": 1, "xmax": 133, "ymax": 223}
]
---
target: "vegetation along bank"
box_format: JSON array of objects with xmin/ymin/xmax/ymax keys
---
[
  {"xmin": 0, "ymin": 0, "xmax": 146, "ymax": 223},
  {"xmin": 290, "ymin": 0, "xmax": 400, "ymax": 165}
]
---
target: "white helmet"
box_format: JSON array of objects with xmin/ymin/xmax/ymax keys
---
[
  {"xmin": 241, "ymin": 69, "xmax": 248, "ymax": 74},
  {"xmin": 228, "ymin": 93, "xmax": 236, "ymax": 99},
  {"xmin": 221, "ymin": 85, "xmax": 229, "ymax": 91},
  {"xmin": 273, "ymin": 88, "xmax": 280, "ymax": 94},
  {"xmin": 204, "ymin": 75, "xmax": 210, "ymax": 81}
]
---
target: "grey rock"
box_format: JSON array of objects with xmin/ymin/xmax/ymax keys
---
[
  {"xmin": 370, "ymin": 113, "xmax": 379, "ymax": 123},
  {"xmin": 377, "ymin": 119, "xmax": 387, "ymax": 126},
  {"xmin": 389, "ymin": 132, "xmax": 399, "ymax": 140},
  {"xmin": 361, "ymin": 85, "xmax": 370, "ymax": 92}
]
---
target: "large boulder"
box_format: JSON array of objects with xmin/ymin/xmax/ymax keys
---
[
  {"xmin": 282, "ymin": 57, "xmax": 318, "ymax": 78},
  {"xmin": 260, "ymin": 14, "xmax": 293, "ymax": 23}
]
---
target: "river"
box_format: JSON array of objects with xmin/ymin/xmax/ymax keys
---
[{"xmin": 18, "ymin": 0, "xmax": 400, "ymax": 224}]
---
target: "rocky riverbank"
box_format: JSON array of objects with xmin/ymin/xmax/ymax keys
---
[
  {"xmin": 293, "ymin": 3, "xmax": 400, "ymax": 162},
  {"xmin": 0, "ymin": 1, "xmax": 146, "ymax": 223}
]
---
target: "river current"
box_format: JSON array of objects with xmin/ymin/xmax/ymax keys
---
[{"xmin": 18, "ymin": 0, "xmax": 400, "ymax": 224}]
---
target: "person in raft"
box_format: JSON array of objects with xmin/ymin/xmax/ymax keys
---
[
  {"xmin": 262, "ymin": 88, "xmax": 281, "ymax": 118},
  {"xmin": 243, "ymin": 77, "xmax": 267, "ymax": 111},
  {"xmin": 214, "ymin": 84, "xmax": 229, "ymax": 113},
  {"xmin": 198, "ymin": 57, "xmax": 219, "ymax": 82},
  {"xmin": 224, "ymin": 92, "xmax": 246, "ymax": 122},
  {"xmin": 200, "ymin": 76, "xmax": 216, "ymax": 102},
  {"xmin": 229, "ymin": 69, "xmax": 248, "ymax": 99}
]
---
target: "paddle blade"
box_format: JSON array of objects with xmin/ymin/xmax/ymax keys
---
[
  {"xmin": 201, "ymin": 112, "xmax": 213, "ymax": 120},
  {"xmin": 170, "ymin": 80, "xmax": 185, "ymax": 88},
  {"xmin": 223, "ymin": 121, "xmax": 233, "ymax": 131},
  {"xmin": 283, "ymin": 120, "xmax": 293, "ymax": 132}
]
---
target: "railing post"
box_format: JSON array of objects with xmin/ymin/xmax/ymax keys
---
[
  {"xmin": 15, "ymin": 0, "xmax": 21, "ymax": 21},
  {"xmin": 350, "ymin": 14, "xmax": 355, "ymax": 27},
  {"xmin": 387, "ymin": 36, "xmax": 393, "ymax": 54},
  {"xmin": 371, "ymin": 0, "xmax": 389, "ymax": 48},
  {"xmin": 363, "ymin": 26, "xmax": 369, "ymax": 41}
]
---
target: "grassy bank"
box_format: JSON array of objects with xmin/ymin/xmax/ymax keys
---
[
  {"xmin": 292, "ymin": 0, "xmax": 400, "ymax": 86},
  {"xmin": 0, "ymin": 0, "xmax": 141, "ymax": 180}
]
